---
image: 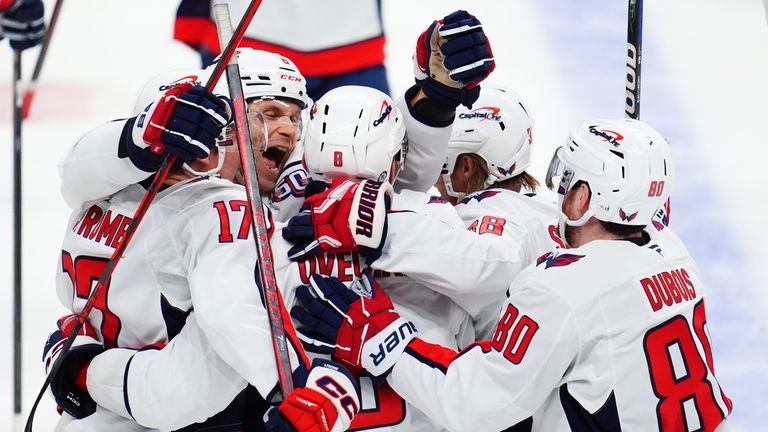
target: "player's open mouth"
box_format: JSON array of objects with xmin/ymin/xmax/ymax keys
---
[{"xmin": 262, "ymin": 145, "xmax": 289, "ymax": 173}]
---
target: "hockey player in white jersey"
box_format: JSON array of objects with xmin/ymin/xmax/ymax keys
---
[
  {"xmin": 430, "ymin": 87, "xmax": 561, "ymax": 337},
  {"xmin": 45, "ymin": 52, "xmax": 364, "ymax": 432},
  {"xmin": 48, "ymin": 12, "xmax": 504, "ymax": 428},
  {"xmin": 290, "ymin": 118, "xmax": 733, "ymax": 431}
]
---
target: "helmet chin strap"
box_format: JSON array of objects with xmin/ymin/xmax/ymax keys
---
[
  {"xmin": 182, "ymin": 146, "xmax": 227, "ymax": 177},
  {"xmin": 441, "ymin": 171, "xmax": 466, "ymax": 200},
  {"xmin": 556, "ymin": 194, "xmax": 593, "ymax": 247}
]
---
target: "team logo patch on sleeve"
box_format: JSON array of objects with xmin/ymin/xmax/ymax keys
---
[{"xmin": 536, "ymin": 251, "xmax": 585, "ymax": 269}]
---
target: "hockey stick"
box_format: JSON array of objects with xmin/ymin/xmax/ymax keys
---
[
  {"xmin": 211, "ymin": 0, "xmax": 295, "ymax": 396},
  {"xmin": 22, "ymin": 2, "xmax": 263, "ymax": 430},
  {"xmin": 21, "ymin": 0, "xmax": 64, "ymax": 119},
  {"xmin": 12, "ymin": 48, "xmax": 23, "ymax": 432},
  {"xmin": 625, "ymin": 0, "xmax": 643, "ymax": 119}
]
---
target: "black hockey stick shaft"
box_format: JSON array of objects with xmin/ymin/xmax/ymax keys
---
[
  {"xmin": 22, "ymin": 0, "xmax": 64, "ymax": 119},
  {"xmin": 23, "ymin": 2, "xmax": 263, "ymax": 430},
  {"xmin": 212, "ymin": 0, "xmax": 295, "ymax": 397},
  {"xmin": 625, "ymin": 0, "xmax": 643, "ymax": 119},
  {"xmin": 13, "ymin": 48, "xmax": 23, "ymax": 427}
]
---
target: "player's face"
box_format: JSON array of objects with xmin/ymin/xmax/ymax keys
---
[
  {"xmin": 218, "ymin": 100, "xmax": 302, "ymax": 192},
  {"xmin": 249, "ymin": 99, "xmax": 302, "ymax": 192}
]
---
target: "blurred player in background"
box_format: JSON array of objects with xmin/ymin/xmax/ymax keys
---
[
  {"xmin": 292, "ymin": 118, "xmax": 734, "ymax": 431},
  {"xmin": 175, "ymin": 0, "xmax": 390, "ymax": 99}
]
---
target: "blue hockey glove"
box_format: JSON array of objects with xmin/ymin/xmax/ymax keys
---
[
  {"xmin": 414, "ymin": 10, "xmax": 495, "ymax": 109},
  {"xmin": 0, "ymin": 0, "xmax": 44, "ymax": 50},
  {"xmin": 291, "ymin": 274, "xmax": 417, "ymax": 377},
  {"xmin": 129, "ymin": 83, "xmax": 232, "ymax": 171}
]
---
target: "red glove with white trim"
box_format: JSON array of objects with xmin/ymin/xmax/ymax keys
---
[
  {"xmin": 265, "ymin": 359, "xmax": 360, "ymax": 432},
  {"xmin": 291, "ymin": 273, "xmax": 418, "ymax": 377},
  {"xmin": 283, "ymin": 179, "xmax": 393, "ymax": 262}
]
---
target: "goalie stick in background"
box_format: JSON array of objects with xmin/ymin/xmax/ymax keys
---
[
  {"xmin": 175, "ymin": 0, "xmax": 390, "ymax": 99},
  {"xmin": 292, "ymin": 118, "xmax": 734, "ymax": 432}
]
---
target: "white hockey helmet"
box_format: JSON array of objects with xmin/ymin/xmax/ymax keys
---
[
  {"xmin": 442, "ymin": 87, "xmax": 534, "ymax": 198},
  {"xmin": 303, "ymin": 85, "xmax": 407, "ymax": 184},
  {"xmin": 130, "ymin": 68, "xmax": 232, "ymax": 177},
  {"xmin": 236, "ymin": 48, "xmax": 308, "ymax": 109},
  {"xmin": 545, "ymin": 118, "xmax": 674, "ymax": 228}
]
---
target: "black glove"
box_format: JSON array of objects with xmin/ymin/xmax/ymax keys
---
[{"xmin": 42, "ymin": 314, "xmax": 105, "ymax": 419}]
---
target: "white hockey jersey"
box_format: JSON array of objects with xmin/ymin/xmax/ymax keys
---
[
  {"xmin": 55, "ymin": 177, "xmax": 308, "ymax": 431},
  {"xmin": 81, "ymin": 186, "xmax": 473, "ymax": 432},
  {"xmin": 453, "ymin": 189, "xmax": 560, "ymax": 338},
  {"xmin": 387, "ymin": 226, "xmax": 733, "ymax": 432}
]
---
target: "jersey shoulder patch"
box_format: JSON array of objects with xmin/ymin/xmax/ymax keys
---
[
  {"xmin": 458, "ymin": 190, "xmax": 501, "ymax": 205},
  {"xmin": 535, "ymin": 251, "xmax": 586, "ymax": 269}
]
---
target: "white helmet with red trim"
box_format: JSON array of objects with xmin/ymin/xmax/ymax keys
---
[
  {"xmin": 442, "ymin": 87, "xmax": 534, "ymax": 198},
  {"xmin": 236, "ymin": 48, "xmax": 308, "ymax": 109},
  {"xmin": 303, "ymin": 85, "xmax": 407, "ymax": 184},
  {"xmin": 545, "ymin": 118, "xmax": 674, "ymax": 228}
]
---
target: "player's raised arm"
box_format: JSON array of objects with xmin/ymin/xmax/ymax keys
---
[{"xmin": 395, "ymin": 10, "xmax": 495, "ymax": 193}]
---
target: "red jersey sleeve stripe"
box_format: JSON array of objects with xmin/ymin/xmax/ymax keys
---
[{"xmin": 173, "ymin": 15, "xmax": 385, "ymax": 77}]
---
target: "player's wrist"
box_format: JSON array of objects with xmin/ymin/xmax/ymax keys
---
[
  {"xmin": 123, "ymin": 117, "xmax": 164, "ymax": 172},
  {"xmin": 360, "ymin": 316, "xmax": 418, "ymax": 377},
  {"xmin": 405, "ymin": 84, "xmax": 456, "ymax": 128}
]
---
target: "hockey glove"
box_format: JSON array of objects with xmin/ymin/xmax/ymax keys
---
[
  {"xmin": 0, "ymin": 0, "xmax": 44, "ymax": 50},
  {"xmin": 129, "ymin": 83, "xmax": 232, "ymax": 171},
  {"xmin": 264, "ymin": 359, "xmax": 359, "ymax": 432},
  {"xmin": 414, "ymin": 10, "xmax": 495, "ymax": 109},
  {"xmin": 291, "ymin": 274, "xmax": 417, "ymax": 377},
  {"xmin": 42, "ymin": 314, "xmax": 104, "ymax": 419},
  {"xmin": 282, "ymin": 179, "xmax": 393, "ymax": 262}
]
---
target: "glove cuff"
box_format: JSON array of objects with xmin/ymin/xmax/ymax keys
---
[
  {"xmin": 361, "ymin": 317, "xmax": 418, "ymax": 377},
  {"xmin": 404, "ymin": 84, "xmax": 455, "ymax": 128},
  {"xmin": 348, "ymin": 180, "xmax": 393, "ymax": 251},
  {"xmin": 419, "ymin": 78, "xmax": 481, "ymax": 110},
  {"xmin": 122, "ymin": 116, "xmax": 163, "ymax": 172}
]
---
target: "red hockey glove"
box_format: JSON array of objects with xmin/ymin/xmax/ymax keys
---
[
  {"xmin": 291, "ymin": 273, "xmax": 417, "ymax": 377},
  {"xmin": 129, "ymin": 82, "xmax": 232, "ymax": 171},
  {"xmin": 414, "ymin": 10, "xmax": 495, "ymax": 109},
  {"xmin": 282, "ymin": 179, "xmax": 393, "ymax": 262},
  {"xmin": 42, "ymin": 314, "xmax": 104, "ymax": 419},
  {"xmin": 265, "ymin": 359, "xmax": 359, "ymax": 432}
]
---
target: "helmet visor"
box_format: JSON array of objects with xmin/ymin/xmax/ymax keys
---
[{"xmin": 545, "ymin": 146, "xmax": 575, "ymax": 195}]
